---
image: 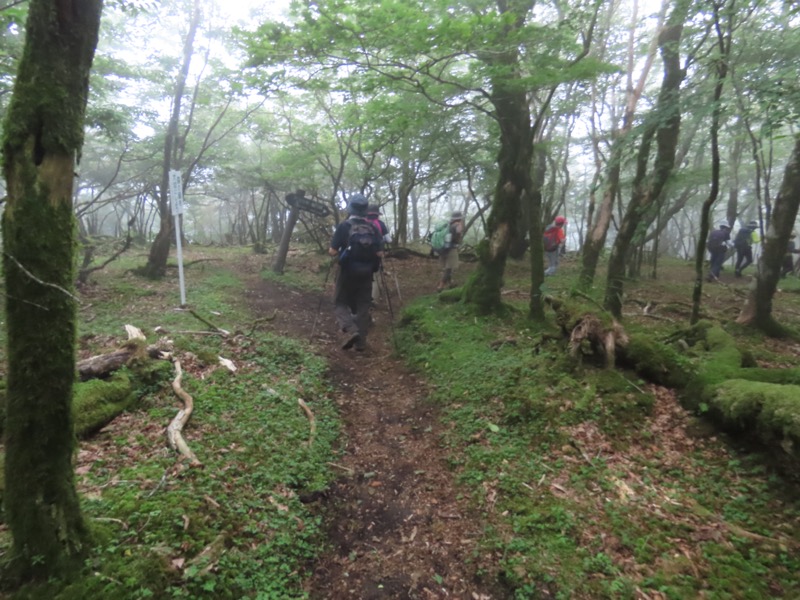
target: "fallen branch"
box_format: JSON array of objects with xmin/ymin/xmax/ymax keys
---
[
  {"xmin": 187, "ymin": 309, "xmax": 229, "ymax": 336},
  {"xmin": 247, "ymin": 309, "xmax": 278, "ymax": 336},
  {"xmin": 184, "ymin": 533, "xmax": 227, "ymax": 578},
  {"xmin": 167, "ymin": 361, "xmax": 201, "ymax": 466},
  {"xmin": 298, "ymin": 398, "xmax": 317, "ymax": 446}
]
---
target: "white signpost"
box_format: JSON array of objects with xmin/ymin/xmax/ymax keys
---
[{"xmin": 169, "ymin": 169, "xmax": 187, "ymax": 306}]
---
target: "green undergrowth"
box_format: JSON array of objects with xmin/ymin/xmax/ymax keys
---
[
  {"xmin": 396, "ymin": 296, "xmax": 800, "ymax": 599},
  {"xmin": 2, "ymin": 249, "xmax": 341, "ymax": 599}
]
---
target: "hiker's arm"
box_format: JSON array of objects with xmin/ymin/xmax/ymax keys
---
[{"xmin": 328, "ymin": 247, "xmax": 339, "ymax": 257}]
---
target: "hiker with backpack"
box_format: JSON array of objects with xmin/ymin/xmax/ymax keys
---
[
  {"xmin": 367, "ymin": 204, "xmax": 392, "ymax": 305},
  {"xmin": 432, "ymin": 211, "xmax": 465, "ymax": 292},
  {"xmin": 706, "ymin": 222, "xmax": 732, "ymax": 282},
  {"xmin": 734, "ymin": 220, "xmax": 761, "ymax": 277},
  {"xmin": 328, "ymin": 193, "xmax": 384, "ymax": 351},
  {"xmin": 543, "ymin": 216, "xmax": 567, "ymax": 276}
]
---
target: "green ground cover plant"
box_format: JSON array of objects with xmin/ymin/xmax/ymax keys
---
[
  {"xmin": 1, "ymin": 247, "xmax": 342, "ymax": 599},
  {"xmin": 396, "ymin": 287, "xmax": 800, "ymax": 599}
]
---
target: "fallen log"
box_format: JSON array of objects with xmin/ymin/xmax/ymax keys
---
[{"xmin": 77, "ymin": 344, "xmax": 168, "ymax": 381}]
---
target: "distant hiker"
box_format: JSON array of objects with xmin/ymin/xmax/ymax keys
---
[
  {"xmin": 367, "ymin": 203, "xmax": 392, "ymax": 304},
  {"xmin": 543, "ymin": 216, "xmax": 567, "ymax": 276},
  {"xmin": 734, "ymin": 220, "xmax": 760, "ymax": 277},
  {"xmin": 433, "ymin": 211, "xmax": 465, "ymax": 292},
  {"xmin": 328, "ymin": 193, "xmax": 384, "ymax": 351},
  {"xmin": 782, "ymin": 230, "xmax": 800, "ymax": 278},
  {"xmin": 706, "ymin": 222, "xmax": 731, "ymax": 282}
]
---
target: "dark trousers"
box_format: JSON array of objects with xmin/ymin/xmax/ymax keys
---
[
  {"xmin": 709, "ymin": 248, "xmax": 726, "ymax": 279},
  {"xmin": 333, "ymin": 271, "xmax": 373, "ymax": 341},
  {"xmin": 735, "ymin": 246, "xmax": 753, "ymax": 274}
]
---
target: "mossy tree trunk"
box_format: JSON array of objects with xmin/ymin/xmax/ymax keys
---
[
  {"xmin": 463, "ymin": 66, "xmax": 532, "ymax": 314},
  {"xmin": 1, "ymin": 0, "xmax": 103, "ymax": 580},
  {"xmin": 143, "ymin": 0, "xmax": 201, "ymax": 278},
  {"xmin": 737, "ymin": 135, "xmax": 800, "ymax": 335},
  {"xmin": 604, "ymin": 0, "xmax": 689, "ymax": 317}
]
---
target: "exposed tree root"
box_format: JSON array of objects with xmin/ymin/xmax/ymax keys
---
[
  {"xmin": 167, "ymin": 360, "xmax": 201, "ymax": 466},
  {"xmin": 298, "ymin": 398, "xmax": 316, "ymax": 446}
]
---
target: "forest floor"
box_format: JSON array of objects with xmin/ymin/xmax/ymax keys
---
[
  {"xmin": 242, "ymin": 248, "xmax": 800, "ymax": 599},
  {"xmin": 4, "ymin": 246, "xmax": 800, "ymax": 599}
]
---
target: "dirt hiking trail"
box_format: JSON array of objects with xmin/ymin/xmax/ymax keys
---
[{"xmin": 245, "ymin": 253, "xmax": 505, "ymax": 599}]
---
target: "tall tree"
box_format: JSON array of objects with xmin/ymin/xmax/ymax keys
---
[
  {"xmin": 737, "ymin": 135, "xmax": 800, "ymax": 335},
  {"xmin": 245, "ymin": 0, "xmax": 604, "ymax": 314},
  {"xmin": 690, "ymin": 0, "xmax": 735, "ymax": 324},
  {"xmin": 603, "ymin": 0, "xmax": 691, "ymax": 317},
  {"xmin": 2, "ymin": 0, "xmax": 103, "ymax": 580},
  {"xmin": 142, "ymin": 0, "xmax": 202, "ymax": 277},
  {"xmin": 580, "ymin": 0, "xmax": 664, "ymax": 289}
]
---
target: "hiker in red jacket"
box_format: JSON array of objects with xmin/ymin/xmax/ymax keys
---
[{"xmin": 543, "ymin": 216, "xmax": 567, "ymax": 276}]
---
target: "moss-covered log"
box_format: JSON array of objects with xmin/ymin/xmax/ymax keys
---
[
  {"xmin": 709, "ymin": 380, "xmax": 800, "ymax": 453},
  {"xmin": 625, "ymin": 321, "xmax": 800, "ymax": 460}
]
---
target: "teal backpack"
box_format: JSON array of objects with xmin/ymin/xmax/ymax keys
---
[{"xmin": 430, "ymin": 222, "xmax": 452, "ymax": 251}]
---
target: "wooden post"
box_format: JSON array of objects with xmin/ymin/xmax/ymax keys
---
[{"xmin": 272, "ymin": 206, "xmax": 300, "ymax": 274}]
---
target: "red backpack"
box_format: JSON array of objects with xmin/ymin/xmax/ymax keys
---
[{"xmin": 543, "ymin": 226, "xmax": 560, "ymax": 252}]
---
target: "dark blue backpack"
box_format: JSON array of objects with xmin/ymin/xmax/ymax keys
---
[{"xmin": 340, "ymin": 217, "xmax": 379, "ymax": 277}]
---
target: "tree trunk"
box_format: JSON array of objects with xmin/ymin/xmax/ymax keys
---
[
  {"xmin": 1, "ymin": 0, "xmax": 103, "ymax": 580},
  {"xmin": 691, "ymin": 1, "xmax": 732, "ymax": 324},
  {"xmin": 396, "ymin": 160, "xmax": 413, "ymax": 246},
  {"xmin": 463, "ymin": 69, "xmax": 532, "ymax": 314},
  {"xmin": 143, "ymin": 0, "xmax": 201, "ymax": 278},
  {"xmin": 528, "ymin": 147, "xmax": 547, "ymax": 320},
  {"xmin": 604, "ymin": 0, "xmax": 689, "ymax": 317},
  {"xmin": 579, "ymin": 0, "xmax": 663, "ymax": 290},
  {"xmin": 737, "ymin": 135, "xmax": 800, "ymax": 334}
]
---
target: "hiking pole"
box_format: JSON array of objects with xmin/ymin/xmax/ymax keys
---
[
  {"xmin": 309, "ymin": 257, "xmax": 337, "ymax": 342},
  {"xmin": 379, "ymin": 264, "xmax": 398, "ymax": 351}
]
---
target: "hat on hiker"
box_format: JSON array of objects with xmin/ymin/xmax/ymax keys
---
[
  {"xmin": 367, "ymin": 204, "xmax": 381, "ymax": 216},
  {"xmin": 450, "ymin": 211, "xmax": 463, "ymax": 221},
  {"xmin": 748, "ymin": 220, "xmax": 758, "ymax": 228},
  {"xmin": 347, "ymin": 193, "xmax": 368, "ymax": 216},
  {"xmin": 718, "ymin": 222, "xmax": 731, "ymax": 229},
  {"xmin": 555, "ymin": 216, "xmax": 567, "ymax": 226}
]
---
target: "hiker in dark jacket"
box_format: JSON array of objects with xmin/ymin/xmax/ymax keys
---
[
  {"xmin": 328, "ymin": 193, "xmax": 384, "ymax": 351},
  {"xmin": 734, "ymin": 220, "xmax": 760, "ymax": 277},
  {"xmin": 707, "ymin": 223, "xmax": 731, "ymax": 282}
]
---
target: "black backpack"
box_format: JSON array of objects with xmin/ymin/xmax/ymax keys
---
[
  {"xmin": 340, "ymin": 217, "xmax": 379, "ymax": 277},
  {"xmin": 707, "ymin": 229, "xmax": 728, "ymax": 251},
  {"xmin": 734, "ymin": 227, "xmax": 752, "ymax": 248}
]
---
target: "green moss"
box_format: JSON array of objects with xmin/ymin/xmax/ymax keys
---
[
  {"xmin": 620, "ymin": 335, "xmax": 694, "ymax": 389},
  {"xmin": 72, "ymin": 373, "xmax": 135, "ymax": 438},
  {"xmin": 710, "ymin": 379, "xmax": 800, "ymax": 451}
]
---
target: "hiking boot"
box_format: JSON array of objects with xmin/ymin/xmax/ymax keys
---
[
  {"xmin": 340, "ymin": 331, "xmax": 360, "ymax": 350},
  {"xmin": 354, "ymin": 338, "xmax": 367, "ymax": 352}
]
